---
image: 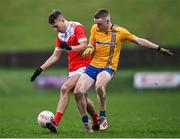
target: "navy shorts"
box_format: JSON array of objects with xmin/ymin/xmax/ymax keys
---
[{"xmin": 85, "ymin": 65, "xmax": 114, "ymax": 80}]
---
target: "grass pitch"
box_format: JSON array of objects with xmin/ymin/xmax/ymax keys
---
[
  {"xmin": 0, "ymin": 0, "xmax": 180, "ymax": 51},
  {"xmin": 0, "ymin": 68, "xmax": 180, "ymax": 138}
]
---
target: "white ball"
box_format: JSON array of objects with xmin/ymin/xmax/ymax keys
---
[{"xmin": 37, "ymin": 110, "xmax": 55, "ymax": 128}]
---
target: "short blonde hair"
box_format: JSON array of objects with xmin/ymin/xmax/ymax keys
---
[{"xmin": 94, "ymin": 9, "xmax": 110, "ymax": 19}]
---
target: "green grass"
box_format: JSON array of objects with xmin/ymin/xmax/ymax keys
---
[
  {"xmin": 0, "ymin": 68, "xmax": 180, "ymax": 137},
  {"xmin": 0, "ymin": 0, "xmax": 180, "ymax": 51}
]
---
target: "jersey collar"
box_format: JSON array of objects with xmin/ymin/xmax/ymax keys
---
[{"xmin": 65, "ymin": 21, "xmax": 72, "ymax": 34}]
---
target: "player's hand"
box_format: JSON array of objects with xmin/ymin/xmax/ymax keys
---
[
  {"xmin": 82, "ymin": 47, "xmax": 94, "ymax": 58},
  {"xmin": 31, "ymin": 67, "xmax": 43, "ymax": 82},
  {"xmin": 60, "ymin": 40, "xmax": 72, "ymax": 51},
  {"xmin": 157, "ymin": 46, "xmax": 173, "ymax": 56}
]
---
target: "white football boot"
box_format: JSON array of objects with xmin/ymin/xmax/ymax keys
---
[
  {"xmin": 84, "ymin": 121, "xmax": 94, "ymax": 133},
  {"xmin": 99, "ymin": 117, "xmax": 108, "ymax": 131}
]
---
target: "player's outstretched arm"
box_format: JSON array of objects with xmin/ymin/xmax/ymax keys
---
[
  {"xmin": 133, "ymin": 37, "xmax": 173, "ymax": 56},
  {"xmin": 30, "ymin": 50, "xmax": 62, "ymax": 82}
]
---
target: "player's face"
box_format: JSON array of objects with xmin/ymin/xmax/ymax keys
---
[
  {"xmin": 52, "ymin": 17, "xmax": 66, "ymax": 33},
  {"xmin": 94, "ymin": 18, "xmax": 110, "ymax": 31}
]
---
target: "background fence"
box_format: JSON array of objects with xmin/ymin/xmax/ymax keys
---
[{"xmin": 0, "ymin": 47, "xmax": 179, "ymax": 68}]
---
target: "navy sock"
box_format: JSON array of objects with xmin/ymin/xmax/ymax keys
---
[
  {"xmin": 82, "ymin": 115, "xmax": 89, "ymax": 124},
  {"xmin": 100, "ymin": 111, "xmax": 106, "ymax": 117}
]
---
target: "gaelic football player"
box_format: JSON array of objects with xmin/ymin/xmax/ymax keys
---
[
  {"xmin": 31, "ymin": 10, "xmax": 99, "ymax": 133},
  {"xmin": 74, "ymin": 9, "xmax": 173, "ymax": 131}
]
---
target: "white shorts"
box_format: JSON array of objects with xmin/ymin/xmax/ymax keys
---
[{"xmin": 69, "ymin": 67, "xmax": 86, "ymax": 77}]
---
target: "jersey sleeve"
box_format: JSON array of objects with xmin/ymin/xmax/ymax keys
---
[
  {"xmin": 121, "ymin": 28, "xmax": 136, "ymax": 42},
  {"xmin": 89, "ymin": 25, "xmax": 96, "ymax": 45},
  {"xmin": 74, "ymin": 25, "xmax": 87, "ymax": 43},
  {"xmin": 55, "ymin": 37, "xmax": 63, "ymax": 51}
]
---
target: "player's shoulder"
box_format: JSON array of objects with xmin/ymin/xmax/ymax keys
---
[
  {"xmin": 92, "ymin": 24, "xmax": 97, "ymax": 29},
  {"xmin": 90, "ymin": 24, "xmax": 98, "ymax": 31},
  {"xmin": 71, "ymin": 21, "xmax": 84, "ymax": 29},
  {"xmin": 114, "ymin": 24, "xmax": 128, "ymax": 32}
]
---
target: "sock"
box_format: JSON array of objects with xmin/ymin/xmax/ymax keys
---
[
  {"xmin": 54, "ymin": 112, "xmax": 63, "ymax": 126},
  {"xmin": 82, "ymin": 115, "xmax": 89, "ymax": 124},
  {"xmin": 92, "ymin": 113, "xmax": 99, "ymax": 124},
  {"xmin": 100, "ymin": 111, "xmax": 106, "ymax": 118}
]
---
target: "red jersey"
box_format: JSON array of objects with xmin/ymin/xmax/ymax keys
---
[{"xmin": 55, "ymin": 21, "xmax": 91, "ymax": 72}]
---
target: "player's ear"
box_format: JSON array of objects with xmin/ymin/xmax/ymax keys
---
[{"xmin": 61, "ymin": 18, "xmax": 65, "ymax": 23}]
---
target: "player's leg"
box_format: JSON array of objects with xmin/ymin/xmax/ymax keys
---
[
  {"xmin": 46, "ymin": 74, "xmax": 80, "ymax": 133},
  {"xmin": 54, "ymin": 74, "xmax": 81, "ymax": 126},
  {"xmin": 86, "ymin": 97, "xmax": 100, "ymax": 130},
  {"xmin": 95, "ymin": 70, "xmax": 113, "ymax": 131},
  {"xmin": 56, "ymin": 74, "xmax": 99, "ymax": 129},
  {"xmin": 74, "ymin": 73, "xmax": 95, "ymax": 132}
]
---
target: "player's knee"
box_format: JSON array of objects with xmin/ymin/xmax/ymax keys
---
[
  {"xmin": 73, "ymin": 86, "xmax": 78, "ymax": 94},
  {"xmin": 61, "ymin": 84, "xmax": 70, "ymax": 94},
  {"xmin": 74, "ymin": 92, "xmax": 83, "ymax": 101},
  {"xmin": 74, "ymin": 92, "xmax": 81, "ymax": 97},
  {"xmin": 74, "ymin": 87, "xmax": 85, "ymax": 95},
  {"xmin": 95, "ymin": 84, "xmax": 105, "ymax": 92},
  {"xmin": 96, "ymin": 84, "xmax": 106, "ymax": 98}
]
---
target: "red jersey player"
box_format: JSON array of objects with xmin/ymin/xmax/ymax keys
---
[{"xmin": 31, "ymin": 10, "xmax": 99, "ymax": 133}]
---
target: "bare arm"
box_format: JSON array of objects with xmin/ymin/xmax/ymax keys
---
[
  {"xmin": 40, "ymin": 50, "xmax": 62, "ymax": 70},
  {"xmin": 133, "ymin": 37, "xmax": 159, "ymax": 49},
  {"xmin": 30, "ymin": 50, "xmax": 62, "ymax": 82},
  {"xmin": 131, "ymin": 37, "xmax": 173, "ymax": 56},
  {"xmin": 71, "ymin": 41, "xmax": 87, "ymax": 52}
]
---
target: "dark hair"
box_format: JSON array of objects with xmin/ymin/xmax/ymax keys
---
[
  {"xmin": 48, "ymin": 9, "xmax": 63, "ymax": 24},
  {"xmin": 94, "ymin": 9, "xmax": 109, "ymax": 19}
]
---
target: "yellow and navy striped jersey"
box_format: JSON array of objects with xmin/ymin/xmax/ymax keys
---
[{"xmin": 89, "ymin": 24, "xmax": 136, "ymax": 71}]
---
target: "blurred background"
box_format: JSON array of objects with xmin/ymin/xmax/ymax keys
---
[{"xmin": 0, "ymin": 0, "xmax": 180, "ymax": 138}]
